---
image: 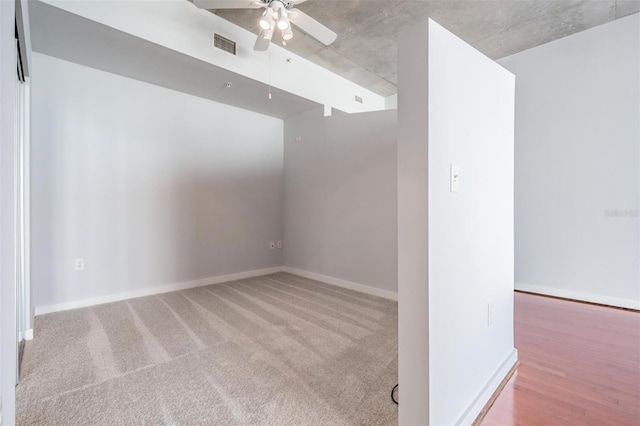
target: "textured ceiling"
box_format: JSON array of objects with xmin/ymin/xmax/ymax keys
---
[{"xmin": 213, "ymin": 0, "xmax": 640, "ymax": 96}]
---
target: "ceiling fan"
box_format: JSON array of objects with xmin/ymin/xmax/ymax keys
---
[{"xmin": 193, "ymin": 0, "xmax": 337, "ymax": 51}]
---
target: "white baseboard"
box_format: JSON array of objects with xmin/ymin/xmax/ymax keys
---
[
  {"xmin": 282, "ymin": 267, "xmax": 398, "ymax": 301},
  {"xmin": 35, "ymin": 266, "xmax": 398, "ymax": 315},
  {"xmin": 35, "ymin": 266, "xmax": 284, "ymax": 315},
  {"xmin": 516, "ymin": 282, "xmax": 640, "ymax": 310},
  {"xmin": 455, "ymin": 348, "xmax": 519, "ymax": 426},
  {"xmin": 20, "ymin": 328, "xmax": 34, "ymax": 341}
]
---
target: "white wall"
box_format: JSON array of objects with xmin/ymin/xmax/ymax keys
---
[
  {"xmin": 31, "ymin": 53, "xmax": 284, "ymax": 310},
  {"xmin": 398, "ymin": 20, "xmax": 516, "ymax": 425},
  {"xmin": 283, "ymin": 108, "xmax": 398, "ymax": 296},
  {"xmin": 499, "ymin": 14, "xmax": 640, "ymax": 309},
  {"xmin": 385, "ymin": 94, "xmax": 398, "ymax": 110},
  {"xmin": 0, "ymin": 1, "xmax": 17, "ymax": 423}
]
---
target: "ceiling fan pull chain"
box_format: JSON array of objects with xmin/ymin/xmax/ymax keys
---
[{"xmin": 268, "ymin": 50, "xmax": 272, "ymax": 100}]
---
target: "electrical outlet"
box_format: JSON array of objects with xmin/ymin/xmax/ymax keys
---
[
  {"xmin": 450, "ymin": 164, "xmax": 460, "ymax": 193},
  {"xmin": 75, "ymin": 258, "xmax": 85, "ymax": 271},
  {"xmin": 488, "ymin": 302, "xmax": 494, "ymax": 326},
  {"xmin": 270, "ymin": 241, "xmax": 275, "ymax": 250},
  {"xmin": 277, "ymin": 240, "xmax": 282, "ymax": 249}
]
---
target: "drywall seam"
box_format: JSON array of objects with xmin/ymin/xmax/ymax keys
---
[
  {"xmin": 516, "ymin": 282, "xmax": 640, "ymax": 310},
  {"xmin": 35, "ymin": 267, "xmax": 284, "ymax": 315},
  {"xmin": 455, "ymin": 348, "xmax": 519, "ymax": 426},
  {"xmin": 282, "ymin": 267, "xmax": 398, "ymax": 301}
]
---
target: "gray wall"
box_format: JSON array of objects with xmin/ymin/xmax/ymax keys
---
[
  {"xmin": 499, "ymin": 14, "xmax": 640, "ymax": 309},
  {"xmin": 283, "ymin": 108, "xmax": 398, "ymax": 293},
  {"xmin": 31, "ymin": 53, "xmax": 284, "ymax": 309},
  {"xmin": 398, "ymin": 20, "xmax": 516, "ymax": 425}
]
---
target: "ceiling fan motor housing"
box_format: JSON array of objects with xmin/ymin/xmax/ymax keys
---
[{"xmin": 262, "ymin": 0, "xmax": 296, "ymax": 10}]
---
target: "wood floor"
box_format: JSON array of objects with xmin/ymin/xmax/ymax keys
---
[{"xmin": 481, "ymin": 292, "xmax": 640, "ymax": 426}]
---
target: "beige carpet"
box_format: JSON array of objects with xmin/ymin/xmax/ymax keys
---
[{"xmin": 17, "ymin": 272, "xmax": 398, "ymax": 425}]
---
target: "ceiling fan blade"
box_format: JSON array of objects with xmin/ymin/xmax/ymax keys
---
[
  {"xmin": 288, "ymin": 0, "xmax": 308, "ymax": 4},
  {"xmin": 193, "ymin": 0, "xmax": 264, "ymax": 9},
  {"xmin": 288, "ymin": 9, "xmax": 337, "ymax": 45},
  {"xmin": 254, "ymin": 33, "xmax": 270, "ymax": 51}
]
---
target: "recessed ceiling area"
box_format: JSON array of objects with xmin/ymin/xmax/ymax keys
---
[
  {"xmin": 29, "ymin": 0, "xmax": 321, "ymax": 119},
  {"xmin": 211, "ymin": 0, "xmax": 640, "ymax": 96}
]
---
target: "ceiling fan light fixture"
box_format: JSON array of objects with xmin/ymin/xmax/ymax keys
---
[
  {"xmin": 193, "ymin": 0, "xmax": 338, "ymax": 52},
  {"xmin": 260, "ymin": 27, "xmax": 274, "ymax": 40},
  {"xmin": 259, "ymin": 8, "xmax": 274, "ymax": 30},
  {"xmin": 277, "ymin": 11, "xmax": 290, "ymax": 30},
  {"xmin": 282, "ymin": 27, "xmax": 293, "ymax": 41}
]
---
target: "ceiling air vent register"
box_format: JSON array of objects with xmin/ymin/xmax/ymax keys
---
[{"xmin": 213, "ymin": 33, "xmax": 237, "ymax": 55}]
